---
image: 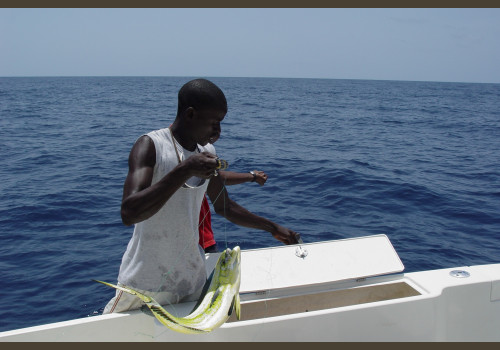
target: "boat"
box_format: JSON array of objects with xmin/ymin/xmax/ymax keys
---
[{"xmin": 1, "ymin": 234, "xmax": 499, "ymax": 341}]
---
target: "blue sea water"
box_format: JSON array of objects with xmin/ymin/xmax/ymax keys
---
[{"xmin": 0, "ymin": 76, "xmax": 499, "ymax": 333}]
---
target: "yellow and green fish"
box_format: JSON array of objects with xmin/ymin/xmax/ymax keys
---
[{"xmin": 95, "ymin": 246, "xmax": 241, "ymax": 334}]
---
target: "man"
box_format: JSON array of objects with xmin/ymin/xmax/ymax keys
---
[{"xmin": 104, "ymin": 78, "xmax": 299, "ymax": 314}]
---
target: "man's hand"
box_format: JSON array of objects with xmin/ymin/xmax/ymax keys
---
[
  {"xmin": 252, "ymin": 170, "xmax": 268, "ymax": 186},
  {"xmin": 183, "ymin": 152, "xmax": 219, "ymax": 179},
  {"xmin": 271, "ymin": 225, "xmax": 301, "ymax": 245}
]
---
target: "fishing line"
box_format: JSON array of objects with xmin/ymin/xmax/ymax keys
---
[
  {"xmin": 157, "ymin": 129, "xmax": 226, "ymax": 290},
  {"xmin": 137, "ymin": 131, "xmax": 251, "ymax": 333},
  {"xmin": 152, "ymin": 154, "xmax": 230, "ymax": 324},
  {"xmin": 150, "ymin": 177, "xmax": 228, "ymax": 339},
  {"xmin": 223, "ymin": 175, "xmax": 228, "ymax": 251},
  {"xmin": 156, "ymin": 180, "xmax": 227, "ymax": 288}
]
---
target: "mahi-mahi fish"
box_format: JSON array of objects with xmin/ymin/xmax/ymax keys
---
[{"xmin": 95, "ymin": 246, "xmax": 241, "ymax": 334}]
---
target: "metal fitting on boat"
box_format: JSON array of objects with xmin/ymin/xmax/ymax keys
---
[{"xmin": 449, "ymin": 270, "xmax": 470, "ymax": 278}]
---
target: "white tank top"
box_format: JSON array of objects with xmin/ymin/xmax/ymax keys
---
[{"xmin": 117, "ymin": 127, "xmax": 216, "ymax": 295}]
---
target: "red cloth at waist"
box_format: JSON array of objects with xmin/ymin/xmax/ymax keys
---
[{"xmin": 199, "ymin": 195, "xmax": 216, "ymax": 249}]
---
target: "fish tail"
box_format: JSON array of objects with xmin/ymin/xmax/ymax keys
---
[
  {"xmin": 94, "ymin": 280, "xmax": 202, "ymax": 332},
  {"xmin": 93, "ymin": 280, "xmax": 152, "ymax": 303}
]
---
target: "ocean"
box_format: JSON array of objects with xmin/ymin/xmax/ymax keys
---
[{"xmin": 0, "ymin": 76, "xmax": 499, "ymax": 333}]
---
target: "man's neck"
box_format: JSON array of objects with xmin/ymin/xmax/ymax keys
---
[{"xmin": 169, "ymin": 123, "xmax": 197, "ymax": 151}]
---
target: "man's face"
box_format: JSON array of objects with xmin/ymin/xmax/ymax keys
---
[{"xmin": 191, "ymin": 108, "xmax": 225, "ymax": 146}]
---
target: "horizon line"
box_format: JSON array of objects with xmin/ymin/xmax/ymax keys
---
[{"xmin": 0, "ymin": 75, "xmax": 497, "ymax": 85}]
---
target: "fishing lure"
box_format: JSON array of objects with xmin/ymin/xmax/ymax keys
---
[
  {"xmin": 215, "ymin": 157, "xmax": 228, "ymax": 170},
  {"xmin": 213, "ymin": 157, "xmax": 228, "ymax": 176}
]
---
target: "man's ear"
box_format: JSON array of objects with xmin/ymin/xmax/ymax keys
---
[
  {"xmin": 184, "ymin": 107, "xmax": 195, "ymax": 120},
  {"xmin": 182, "ymin": 107, "xmax": 196, "ymax": 126}
]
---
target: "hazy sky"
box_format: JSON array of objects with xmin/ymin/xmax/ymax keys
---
[{"xmin": 1, "ymin": 8, "xmax": 499, "ymax": 83}]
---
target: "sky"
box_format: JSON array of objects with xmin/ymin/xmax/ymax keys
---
[{"xmin": 1, "ymin": 8, "xmax": 499, "ymax": 83}]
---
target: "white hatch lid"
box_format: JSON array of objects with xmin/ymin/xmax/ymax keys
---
[{"xmin": 235, "ymin": 234, "xmax": 404, "ymax": 292}]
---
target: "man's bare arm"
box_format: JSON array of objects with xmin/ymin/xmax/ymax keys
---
[
  {"xmin": 121, "ymin": 136, "xmax": 218, "ymax": 226},
  {"xmin": 206, "ymin": 175, "xmax": 299, "ymax": 245},
  {"xmin": 219, "ymin": 170, "xmax": 268, "ymax": 186}
]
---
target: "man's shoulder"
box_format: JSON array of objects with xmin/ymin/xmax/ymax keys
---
[
  {"xmin": 140, "ymin": 128, "xmax": 174, "ymax": 150},
  {"xmin": 145, "ymin": 128, "xmax": 169, "ymax": 139},
  {"xmin": 135, "ymin": 134, "xmax": 154, "ymax": 143},
  {"xmin": 126, "ymin": 135, "xmax": 156, "ymax": 169}
]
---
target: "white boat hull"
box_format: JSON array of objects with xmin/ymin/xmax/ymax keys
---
[{"xmin": 2, "ymin": 236, "xmax": 499, "ymax": 341}]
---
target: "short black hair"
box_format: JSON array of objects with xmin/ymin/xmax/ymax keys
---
[{"xmin": 177, "ymin": 79, "xmax": 227, "ymax": 116}]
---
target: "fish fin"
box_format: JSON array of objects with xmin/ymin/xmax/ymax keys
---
[
  {"xmin": 235, "ymin": 293, "xmax": 241, "ymax": 320},
  {"xmin": 188, "ymin": 269, "xmax": 215, "ymax": 314},
  {"xmin": 211, "ymin": 288, "xmax": 220, "ymax": 306},
  {"xmin": 227, "ymin": 293, "xmax": 241, "ymax": 320},
  {"xmin": 228, "ymin": 292, "xmax": 241, "ymax": 320},
  {"xmin": 228, "ymin": 296, "xmax": 235, "ymax": 317},
  {"xmin": 148, "ymin": 304, "xmax": 180, "ymax": 325},
  {"xmin": 149, "ymin": 305, "xmax": 209, "ymax": 334}
]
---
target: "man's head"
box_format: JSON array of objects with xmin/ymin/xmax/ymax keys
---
[
  {"xmin": 177, "ymin": 79, "xmax": 227, "ymax": 117},
  {"xmin": 175, "ymin": 79, "xmax": 227, "ymax": 147}
]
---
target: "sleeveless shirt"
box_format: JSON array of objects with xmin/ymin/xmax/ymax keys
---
[{"xmin": 117, "ymin": 127, "xmax": 215, "ymax": 296}]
